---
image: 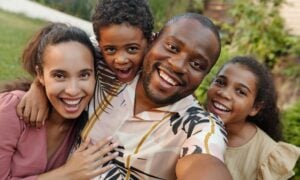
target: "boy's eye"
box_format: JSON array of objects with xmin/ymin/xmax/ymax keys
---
[
  {"xmin": 190, "ymin": 59, "xmax": 207, "ymax": 72},
  {"xmin": 213, "ymin": 78, "xmax": 225, "ymax": 86},
  {"xmin": 166, "ymin": 43, "xmax": 179, "ymax": 53},
  {"xmin": 127, "ymin": 46, "xmax": 138, "ymax": 53},
  {"xmin": 103, "ymin": 47, "xmax": 116, "ymax": 54}
]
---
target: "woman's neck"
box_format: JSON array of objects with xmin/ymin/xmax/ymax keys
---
[{"xmin": 226, "ymin": 122, "xmax": 257, "ymax": 147}]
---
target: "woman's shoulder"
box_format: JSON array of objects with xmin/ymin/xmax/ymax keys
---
[{"xmin": 0, "ymin": 90, "xmax": 25, "ymax": 109}]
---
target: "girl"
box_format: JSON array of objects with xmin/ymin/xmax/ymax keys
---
[
  {"xmin": 206, "ymin": 56, "xmax": 300, "ymax": 179},
  {"xmin": 0, "ymin": 23, "xmax": 117, "ymax": 179}
]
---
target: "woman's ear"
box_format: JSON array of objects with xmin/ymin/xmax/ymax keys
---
[
  {"xmin": 35, "ymin": 65, "xmax": 45, "ymax": 86},
  {"xmin": 249, "ymin": 102, "xmax": 264, "ymax": 117}
]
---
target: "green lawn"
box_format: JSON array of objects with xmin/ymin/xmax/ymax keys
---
[{"xmin": 0, "ymin": 10, "xmax": 47, "ymax": 81}]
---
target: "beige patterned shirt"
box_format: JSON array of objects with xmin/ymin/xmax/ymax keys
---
[{"xmin": 83, "ymin": 76, "xmax": 227, "ymax": 180}]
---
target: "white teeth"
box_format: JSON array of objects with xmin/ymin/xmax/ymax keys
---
[
  {"xmin": 213, "ymin": 102, "xmax": 230, "ymax": 112},
  {"xmin": 63, "ymin": 99, "xmax": 81, "ymax": 105},
  {"xmin": 159, "ymin": 70, "xmax": 177, "ymax": 86}
]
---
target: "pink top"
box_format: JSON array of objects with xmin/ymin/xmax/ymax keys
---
[{"xmin": 0, "ymin": 90, "xmax": 75, "ymax": 180}]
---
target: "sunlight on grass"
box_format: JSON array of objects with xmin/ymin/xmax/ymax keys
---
[{"xmin": 0, "ymin": 10, "xmax": 47, "ymax": 81}]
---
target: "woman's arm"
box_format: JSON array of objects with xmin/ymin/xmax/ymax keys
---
[{"xmin": 38, "ymin": 137, "xmax": 118, "ymax": 180}]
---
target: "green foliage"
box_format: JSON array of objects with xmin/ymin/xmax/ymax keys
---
[
  {"xmin": 281, "ymin": 102, "xmax": 300, "ymax": 178},
  {"xmin": 221, "ymin": 0, "xmax": 298, "ymax": 68},
  {"xmin": 0, "ymin": 10, "xmax": 46, "ymax": 81},
  {"xmin": 32, "ymin": 0, "xmax": 97, "ymax": 20}
]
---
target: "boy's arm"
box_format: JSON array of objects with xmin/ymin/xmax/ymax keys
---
[
  {"xmin": 176, "ymin": 154, "xmax": 232, "ymax": 180},
  {"xmin": 16, "ymin": 79, "xmax": 49, "ymax": 128}
]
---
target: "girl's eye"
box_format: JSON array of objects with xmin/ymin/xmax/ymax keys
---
[
  {"xmin": 236, "ymin": 88, "xmax": 247, "ymax": 96},
  {"xmin": 166, "ymin": 43, "xmax": 179, "ymax": 53},
  {"xmin": 190, "ymin": 59, "xmax": 207, "ymax": 72},
  {"xmin": 127, "ymin": 46, "xmax": 139, "ymax": 54}
]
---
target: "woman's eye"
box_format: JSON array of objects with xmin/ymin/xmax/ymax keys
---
[
  {"xmin": 127, "ymin": 46, "xmax": 138, "ymax": 53},
  {"xmin": 190, "ymin": 60, "xmax": 207, "ymax": 71},
  {"xmin": 53, "ymin": 73, "xmax": 65, "ymax": 80},
  {"xmin": 80, "ymin": 72, "xmax": 91, "ymax": 80},
  {"xmin": 166, "ymin": 43, "xmax": 179, "ymax": 53}
]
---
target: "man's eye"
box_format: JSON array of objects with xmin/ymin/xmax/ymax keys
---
[
  {"xmin": 166, "ymin": 43, "xmax": 179, "ymax": 53},
  {"xmin": 190, "ymin": 59, "xmax": 207, "ymax": 71},
  {"xmin": 127, "ymin": 46, "xmax": 138, "ymax": 53}
]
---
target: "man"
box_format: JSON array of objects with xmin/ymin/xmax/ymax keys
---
[{"xmin": 84, "ymin": 13, "xmax": 231, "ymax": 180}]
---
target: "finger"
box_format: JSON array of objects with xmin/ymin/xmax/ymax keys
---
[
  {"xmin": 22, "ymin": 103, "xmax": 32, "ymax": 125},
  {"xmin": 36, "ymin": 108, "xmax": 48, "ymax": 128},
  {"xmin": 84, "ymin": 137, "xmax": 113, "ymax": 155},
  {"xmin": 29, "ymin": 107, "xmax": 38, "ymax": 128},
  {"xmin": 16, "ymin": 99, "xmax": 25, "ymax": 120},
  {"xmin": 76, "ymin": 138, "xmax": 91, "ymax": 152},
  {"xmin": 89, "ymin": 164, "xmax": 114, "ymax": 178},
  {"xmin": 88, "ymin": 142, "xmax": 118, "ymax": 163}
]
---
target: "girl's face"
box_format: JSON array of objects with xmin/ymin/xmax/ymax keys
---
[
  {"xmin": 206, "ymin": 63, "xmax": 261, "ymax": 125},
  {"xmin": 38, "ymin": 42, "xmax": 95, "ymax": 120},
  {"xmin": 98, "ymin": 23, "xmax": 148, "ymax": 83}
]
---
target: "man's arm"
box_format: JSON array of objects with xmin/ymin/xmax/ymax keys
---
[{"xmin": 176, "ymin": 154, "xmax": 232, "ymax": 180}]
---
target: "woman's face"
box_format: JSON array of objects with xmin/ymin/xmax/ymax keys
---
[
  {"xmin": 38, "ymin": 41, "xmax": 95, "ymax": 120},
  {"xmin": 206, "ymin": 63, "xmax": 260, "ymax": 125}
]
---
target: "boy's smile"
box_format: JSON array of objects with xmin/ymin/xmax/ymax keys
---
[{"xmin": 98, "ymin": 24, "xmax": 147, "ymax": 83}]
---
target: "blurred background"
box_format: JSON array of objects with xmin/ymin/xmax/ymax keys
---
[{"xmin": 0, "ymin": 0, "xmax": 299, "ymax": 178}]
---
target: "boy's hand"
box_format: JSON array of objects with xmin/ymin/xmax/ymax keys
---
[{"xmin": 17, "ymin": 79, "xmax": 49, "ymax": 128}]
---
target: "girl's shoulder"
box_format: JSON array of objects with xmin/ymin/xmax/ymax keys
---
[{"xmin": 256, "ymin": 128, "xmax": 300, "ymax": 179}]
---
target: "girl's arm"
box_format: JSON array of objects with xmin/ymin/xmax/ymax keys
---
[{"xmin": 16, "ymin": 79, "xmax": 49, "ymax": 128}]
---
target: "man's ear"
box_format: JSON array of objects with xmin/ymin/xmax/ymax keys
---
[
  {"xmin": 35, "ymin": 66, "xmax": 45, "ymax": 86},
  {"xmin": 249, "ymin": 102, "xmax": 264, "ymax": 117}
]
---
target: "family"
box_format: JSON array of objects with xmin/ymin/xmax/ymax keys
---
[{"xmin": 0, "ymin": 0, "xmax": 299, "ymax": 179}]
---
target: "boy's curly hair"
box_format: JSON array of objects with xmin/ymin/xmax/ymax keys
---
[{"xmin": 92, "ymin": 0, "xmax": 154, "ymax": 42}]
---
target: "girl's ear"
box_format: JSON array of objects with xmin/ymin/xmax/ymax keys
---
[
  {"xmin": 35, "ymin": 65, "xmax": 45, "ymax": 86},
  {"xmin": 249, "ymin": 102, "xmax": 263, "ymax": 117}
]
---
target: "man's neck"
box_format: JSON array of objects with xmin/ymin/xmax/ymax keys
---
[{"xmin": 134, "ymin": 76, "xmax": 159, "ymax": 115}]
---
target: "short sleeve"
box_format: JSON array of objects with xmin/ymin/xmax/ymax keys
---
[
  {"xmin": 180, "ymin": 111, "xmax": 227, "ymax": 162},
  {"xmin": 0, "ymin": 91, "xmax": 25, "ymax": 179},
  {"xmin": 258, "ymin": 142, "xmax": 300, "ymax": 180}
]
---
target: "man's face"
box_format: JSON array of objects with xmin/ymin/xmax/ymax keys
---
[{"xmin": 142, "ymin": 18, "xmax": 219, "ymax": 106}]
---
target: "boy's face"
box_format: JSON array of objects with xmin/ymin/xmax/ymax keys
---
[
  {"xmin": 141, "ymin": 18, "xmax": 219, "ymax": 105},
  {"xmin": 98, "ymin": 23, "xmax": 147, "ymax": 83}
]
